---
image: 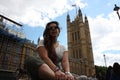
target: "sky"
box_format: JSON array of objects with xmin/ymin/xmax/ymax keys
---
[{"xmin": 0, "ymin": 0, "xmax": 120, "ymax": 67}]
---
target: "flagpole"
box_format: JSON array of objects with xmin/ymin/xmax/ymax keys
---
[
  {"xmin": 72, "ymin": 4, "xmax": 77, "ymax": 15},
  {"xmin": 76, "ymin": 6, "xmax": 77, "ymax": 15}
]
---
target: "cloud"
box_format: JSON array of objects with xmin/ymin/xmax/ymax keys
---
[
  {"xmin": 88, "ymin": 12, "xmax": 120, "ymax": 66},
  {"xmin": 0, "ymin": 0, "xmax": 87, "ymax": 27}
]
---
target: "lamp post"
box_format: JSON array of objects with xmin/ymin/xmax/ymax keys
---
[
  {"xmin": 103, "ymin": 54, "xmax": 107, "ymax": 67},
  {"xmin": 113, "ymin": 4, "xmax": 120, "ymax": 20}
]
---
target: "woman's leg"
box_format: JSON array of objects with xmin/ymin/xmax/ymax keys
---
[{"xmin": 38, "ymin": 63, "xmax": 55, "ymax": 80}]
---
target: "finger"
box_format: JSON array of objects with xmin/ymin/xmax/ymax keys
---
[
  {"xmin": 68, "ymin": 76, "xmax": 74, "ymax": 80},
  {"xmin": 73, "ymin": 77, "xmax": 76, "ymax": 80},
  {"xmin": 56, "ymin": 75, "xmax": 59, "ymax": 80},
  {"xmin": 61, "ymin": 74, "xmax": 66, "ymax": 80}
]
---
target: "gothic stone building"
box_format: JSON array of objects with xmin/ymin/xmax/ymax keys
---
[
  {"xmin": 67, "ymin": 9, "xmax": 95, "ymax": 76},
  {"xmin": 0, "ymin": 15, "xmax": 36, "ymax": 79}
]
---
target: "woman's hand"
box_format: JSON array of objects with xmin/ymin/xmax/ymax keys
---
[
  {"xmin": 55, "ymin": 70, "xmax": 76, "ymax": 80},
  {"xmin": 55, "ymin": 70, "xmax": 66, "ymax": 80},
  {"xmin": 65, "ymin": 72, "xmax": 76, "ymax": 80}
]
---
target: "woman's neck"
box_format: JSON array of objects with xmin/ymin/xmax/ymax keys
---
[
  {"xmin": 51, "ymin": 36, "xmax": 57, "ymax": 43},
  {"xmin": 53, "ymin": 41, "xmax": 58, "ymax": 48}
]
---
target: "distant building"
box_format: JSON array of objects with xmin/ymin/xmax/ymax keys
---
[
  {"xmin": 66, "ymin": 8, "xmax": 95, "ymax": 76},
  {"xmin": 0, "ymin": 15, "xmax": 36, "ymax": 79}
]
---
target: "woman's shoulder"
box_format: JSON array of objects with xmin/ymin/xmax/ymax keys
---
[
  {"xmin": 58, "ymin": 42, "xmax": 68, "ymax": 51},
  {"xmin": 40, "ymin": 39, "xmax": 44, "ymax": 43},
  {"xmin": 37, "ymin": 40, "xmax": 44, "ymax": 48},
  {"xmin": 58, "ymin": 42, "xmax": 64, "ymax": 47}
]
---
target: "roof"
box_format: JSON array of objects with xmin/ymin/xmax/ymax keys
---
[{"xmin": 0, "ymin": 28, "xmax": 29, "ymax": 44}]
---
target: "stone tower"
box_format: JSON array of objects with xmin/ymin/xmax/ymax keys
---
[{"xmin": 66, "ymin": 8, "xmax": 95, "ymax": 76}]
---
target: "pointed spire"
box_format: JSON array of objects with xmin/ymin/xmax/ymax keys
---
[
  {"xmin": 76, "ymin": 7, "xmax": 83, "ymax": 23},
  {"xmin": 85, "ymin": 15, "xmax": 88, "ymax": 23},
  {"xmin": 37, "ymin": 37, "xmax": 40, "ymax": 44},
  {"xmin": 67, "ymin": 13, "xmax": 70, "ymax": 22},
  {"xmin": 84, "ymin": 15, "xmax": 89, "ymax": 27},
  {"xmin": 78, "ymin": 8, "xmax": 82, "ymax": 17}
]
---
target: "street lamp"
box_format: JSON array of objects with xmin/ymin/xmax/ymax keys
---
[
  {"xmin": 103, "ymin": 54, "xmax": 107, "ymax": 67},
  {"xmin": 113, "ymin": 4, "xmax": 120, "ymax": 20}
]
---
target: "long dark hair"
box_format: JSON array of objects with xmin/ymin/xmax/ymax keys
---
[{"xmin": 43, "ymin": 21, "xmax": 60, "ymax": 63}]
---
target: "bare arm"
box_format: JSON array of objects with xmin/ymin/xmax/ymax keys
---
[
  {"xmin": 62, "ymin": 51, "xmax": 76, "ymax": 80},
  {"xmin": 37, "ymin": 46, "xmax": 57, "ymax": 71},
  {"xmin": 62, "ymin": 51, "xmax": 70, "ymax": 72},
  {"xmin": 37, "ymin": 46, "xmax": 67, "ymax": 80}
]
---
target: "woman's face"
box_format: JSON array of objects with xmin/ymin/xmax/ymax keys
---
[{"xmin": 48, "ymin": 23, "xmax": 60, "ymax": 37}]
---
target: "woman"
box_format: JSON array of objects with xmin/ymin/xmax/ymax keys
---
[{"xmin": 25, "ymin": 21, "xmax": 76, "ymax": 80}]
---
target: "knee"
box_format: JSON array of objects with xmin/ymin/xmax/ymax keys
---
[
  {"xmin": 40, "ymin": 64, "xmax": 50, "ymax": 69},
  {"xmin": 38, "ymin": 63, "xmax": 55, "ymax": 80}
]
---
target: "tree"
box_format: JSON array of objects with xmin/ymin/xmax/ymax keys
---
[{"xmin": 95, "ymin": 65, "xmax": 107, "ymax": 80}]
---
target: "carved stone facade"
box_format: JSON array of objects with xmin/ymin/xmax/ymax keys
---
[{"xmin": 67, "ymin": 8, "xmax": 95, "ymax": 76}]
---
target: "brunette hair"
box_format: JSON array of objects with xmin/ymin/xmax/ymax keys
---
[{"xmin": 43, "ymin": 21, "xmax": 60, "ymax": 63}]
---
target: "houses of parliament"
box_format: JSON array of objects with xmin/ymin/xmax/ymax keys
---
[
  {"xmin": 0, "ymin": 8, "xmax": 95, "ymax": 79},
  {"xmin": 67, "ymin": 8, "xmax": 95, "ymax": 76},
  {"xmin": 0, "ymin": 14, "xmax": 36, "ymax": 79}
]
